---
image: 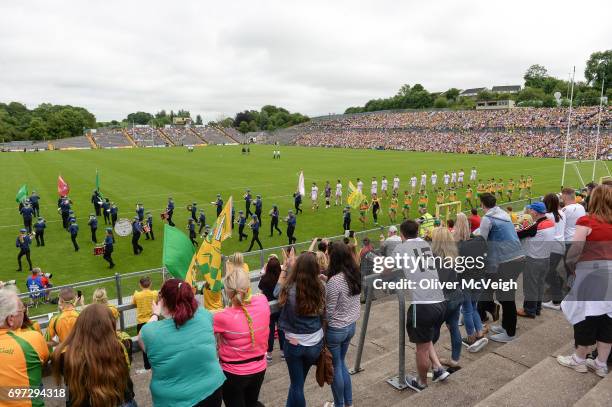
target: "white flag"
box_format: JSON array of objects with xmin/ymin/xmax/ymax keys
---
[{"xmin": 298, "ymin": 171, "xmax": 305, "ymax": 196}]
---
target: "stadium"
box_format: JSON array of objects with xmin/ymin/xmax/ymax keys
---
[{"xmin": 1, "ymin": 1, "xmax": 612, "ymax": 407}]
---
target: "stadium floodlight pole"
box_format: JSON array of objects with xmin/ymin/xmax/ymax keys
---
[
  {"xmin": 561, "ymin": 66, "xmax": 575, "ymax": 188},
  {"xmin": 592, "ymin": 76, "xmax": 605, "ymax": 182}
]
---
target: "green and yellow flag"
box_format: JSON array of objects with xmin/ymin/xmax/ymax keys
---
[
  {"xmin": 187, "ymin": 196, "xmax": 233, "ymax": 310},
  {"xmin": 347, "ymin": 181, "xmax": 365, "ymax": 209},
  {"xmin": 15, "ymin": 184, "xmax": 28, "ymax": 203},
  {"xmin": 162, "ymin": 224, "xmax": 196, "ymax": 280}
]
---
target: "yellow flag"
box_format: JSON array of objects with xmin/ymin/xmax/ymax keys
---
[{"xmin": 347, "ymin": 181, "xmax": 365, "ymax": 209}]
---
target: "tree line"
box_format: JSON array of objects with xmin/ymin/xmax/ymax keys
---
[{"xmin": 344, "ymin": 49, "xmax": 611, "ymax": 114}]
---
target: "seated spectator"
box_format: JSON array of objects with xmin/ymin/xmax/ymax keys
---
[
  {"xmin": 558, "ymin": 184, "xmax": 612, "ymax": 377},
  {"xmin": 139, "ymin": 279, "xmax": 225, "ymax": 406},
  {"xmin": 45, "ymin": 287, "xmax": 80, "ymax": 348},
  {"xmin": 52, "ymin": 304, "xmax": 135, "ymax": 407},
  {"xmin": 277, "ymin": 251, "xmax": 325, "ymax": 407},
  {"xmin": 26, "ymin": 268, "xmax": 45, "ymax": 305},
  {"xmin": 324, "ymin": 242, "xmax": 361, "ymax": 407},
  {"xmin": 258, "ymin": 255, "xmax": 285, "ymax": 360},
  {"xmin": 214, "ymin": 266, "xmax": 270, "ymax": 407},
  {"xmin": 92, "ymin": 287, "xmax": 119, "ymax": 321},
  {"xmin": 0, "ymin": 286, "xmax": 49, "ymax": 405}
]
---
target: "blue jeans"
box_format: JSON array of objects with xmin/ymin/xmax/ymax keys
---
[
  {"xmin": 444, "ymin": 298, "xmax": 462, "ymax": 362},
  {"xmin": 285, "ymin": 339, "xmax": 323, "ymax": 407},
  {"xmin": 326, "ymin": 323, "xmax": 356, "ymax": 407},
  {"xmin": 268, "ymin": 312, "xmax": 285, "ymax": 353},
  {"xmin": 462, "ymin": 291, "xmax": 483, "ymax": 337}
]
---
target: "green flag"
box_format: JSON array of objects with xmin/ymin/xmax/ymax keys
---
[
  {"xmin": 95, "ymin": 170, "xmax": 104, "ymax": 199},
  {"xmin": 162, "ymin": 224, "xmax": 196, "ymax": 280},
  {"xmin": 15, "ymin": 184, "xmax": 28, "ymax": 203}
]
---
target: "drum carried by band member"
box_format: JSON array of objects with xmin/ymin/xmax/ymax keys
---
[{"xmin": 93, "ymin": 245, "xmax": 105, "ymax": 256}]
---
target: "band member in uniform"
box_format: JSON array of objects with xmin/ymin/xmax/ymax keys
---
[
  {"xmin": 131, "ymin": 216, "xmax": 144, "ymax": 255},
  {"xmin": 166, "ymin": 197, "xmax": 175, "ymax": 227},
  {"xmin": 188, "ymin": 219, "xmax": 197, "ymax": 246},
  {"xmin": 145, "ymin": 211, "xmax": 154, "ymax": 240},
  {"xmin": 324, "ymin": 181, "xmax": 332, "ymax": 208},
  {"xmin": 16, "ymin": 228, "xmax": 33, "ymax": 271},
  {"xmin": 101, "ymin": 198, "xmax": 111, "ymax": 225},
  {"xmin": 103, "ymin": 228, "xmax": 115, "ymax": 268},
  {"xmin": 402, "ymin": 190, "xmax": 412, "ymax": 220},
  {"xmin": 197, "ymin": 209, "xmax": 206, "ymax": 235},
  {"xmin": 244, "ymin": 189, "xmax": 253, "ymax": 217},
  {"xmin": 371, "ymin": 193, "xmax": 381, "ymax": 225},
  {"xmin": 311, "ymin": 182, "xmax": 319, "ymax": 210},
  {"xmin": 68, "ymin": 220, "xmax": 79, "ymax": 252},
  {"xmin": 136, "ymin": 203, "xmax": 145, "ymax": 222},
  {"xmin": 388, "ymin": 193, "xmax": 399, "ymax": 224},
  {"xmin": 110, "ymin": 202, "xmax": 118, "ymax": 227},
  {"xmin": 285, "ymin": 210, "xmax": 297, "ymax": 245},
  {"xmin": 269, "ymin": 205, "xmax": 282, "ymax": 236},
  {"xmin": 20, "ymin": 202, "xmax": 34, "ymax": 233},
  {"xmin": 214, "ymin": 194, "xmax": 223, "ymax": 217},
  {"xmin": 343, "ymin": 206, "xmax": 351, "ymax": 231},
  {"xmin": 237, "ymin": 210, "xmax": 248, "ymax": 241},
  {"xmin": 91, "ymin": 190, "xmax": 102, "ymax": 216},
  {"xmin": 34, "ymin": 217, "xmax": 46, "ymax": 246},
  {"xmin": 293, "ymin": 191, "xmax": 303, "ymax": 214},
  {"xmin": 68, "ymin": 210, "xmax": 76, "ymax": 225},
  {"xmin": 247, "ymin": 215, "xmax": 263, "ymax": 251},
  {"xmin": 190, "ymin": 202, "xmax": 197, "ymax": 222},
  {"xmin": 254, "ymin": 195, "xmax": 263, "ymax": 221},
  {"xmin": 88, "ymin": 214, "xmax": 98, "ymax": 243},
  {"xmin": 335, "ymin": 179, "xmax": 343, "ymax": 206},
  {"xmin": 29, "ymin": 190, "xmax": 41, "ymax": 217},
  {"xmin": 59, "ymin": 197, "xmax": 71, "ymax": 229}
]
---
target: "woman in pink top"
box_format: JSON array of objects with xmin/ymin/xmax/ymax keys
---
[{"xmin": 214, "ymin": 265, "xmax": 270, "ymax": 407}]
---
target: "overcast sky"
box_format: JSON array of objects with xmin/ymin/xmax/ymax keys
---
[{"xmin": 0, "ymin": 1, "xmax": 610, "ymax": 122}]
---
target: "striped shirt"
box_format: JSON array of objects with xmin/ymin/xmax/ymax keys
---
[
  {"xmin": 0, "ymin": 329, "xmax": 49, "ymax": 407},
  {"xmin": 326, "ymin": 272, "xmax": 361, "ymax": 329}
]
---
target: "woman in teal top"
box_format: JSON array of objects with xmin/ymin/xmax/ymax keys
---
[{"xmin": 139, "ymin": 279, "xmax": 225, "ymax": 407}]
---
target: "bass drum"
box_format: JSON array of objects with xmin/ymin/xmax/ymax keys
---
[{"xmin": 114, "ymin": 218, "xmax": 133, "ymax": 237}]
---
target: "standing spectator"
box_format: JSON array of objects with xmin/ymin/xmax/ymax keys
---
[
  {"xmin": 131, "ymin": 276, "xmax": 158, "ymax": 374},
  {"xmin": 392, "ymin": 220, "xmax": 449, "ymax": 391},
  {"xmin": 516, "ymin": 202, "xmax": 555, "ymax": 319},
  {"xmin": 469, "ymin": 208, "xmax": 481, "ymax": 232},
  {"xmin": 558, "ymin": 184, "xmax": 612, "ymax": 377},
  {"xmin": 477, "ymin": 193, "xmax": 525, "ymax": 343},
  {"xmin": 454, "ymin": 212, "xmax": 489, "ymax": 352},
  {"xmin": 379, "ymin": 225, "xmax": 402, "ymax": 257},
  {"xmin": 258, "ymin": 256, "xmax": 285, "ymax": 360},
  {"xmin": 46, "ymin": 287, "xmax": 80, "ymax": 347},
  {"xmin": 52, "ymin": 304, "xmax": 136, "ymax": 407},
  {"xmin": 92, "ymin": 287, "xmax": 119, "ymax": 321},
  {"xmin": 139, "ymin": 279, "xmax": 225, "ymax": 407},
  {"xmin": 324, "ymin": 242, "xmax": 361, "ymax": 407},
  {"xmin": 431, "ymin": 227, "xmax": 464, "ymax": 370},
  {"xmin": 561, "ymin": 187, "xmax": 587, "ymax": 285},
  {"xmin": 542, "ymin": 193, "xmax": 566, "ymax": 310},
  {"xmin": 277, "ymin": 251, "xmax": 325, "ymax": 407},
  {"xmin": 214, "ymin": 267, "xmax": 270, "ymax": 407},
  {"xmin": 0, "ymin": 286, "xmax": 49, "ymax": 406}
]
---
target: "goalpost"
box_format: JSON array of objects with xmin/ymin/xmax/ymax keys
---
[{"xmin": 436, "ymin": 201, "xmax": 462, "ymax": 223}]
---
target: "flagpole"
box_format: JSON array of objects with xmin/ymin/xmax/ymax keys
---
[
  {"xmin": 592, "ymin": 77, "xmax": 605, "ymax": 182},
  {"xmin": 561, "ymin": 66, "xmax": 575, "ymax": 188}
]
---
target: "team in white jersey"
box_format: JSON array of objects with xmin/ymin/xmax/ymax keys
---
[
  {"xmin": 311, "ymin": 183, "xmax": 319, "ymax": 210},
  {"xmin": 470, "ymin": 167, "xmax": 477, "ymax": 181},
  {"xmin": 393, "ymin": 175, "xmax": 400, "ymax": 193},
  {"xmin": 420, "ymin": 172, "xmax": 427, "ymax": 187},
  {"xmin": 357, "ymin": 178, "xmax": 363, "ymax": 193},
  {"xmin": 381, "ymin": 176, "xmax": 388, "ymax": 197},
  {"xmin": 411, "ymin": 175, "xmax": 417, "ymax": 192},
  {"xmin": 430, "ymin": 172, "xmax": 437, "ymax": 188},
  {"xmin": 458, "ymin": 169, "xmax": 465, "ymax": 186},
  {"xmin": 371, "ymin": 177, "xmax": 378, "ymax": 196},
  {"xmin": 335, "ymin": 180, "xmax": 343, "ymax": 205},
  {"xmin": 443, "ymin": 172, "xmax": 450, "ymax": 188}
]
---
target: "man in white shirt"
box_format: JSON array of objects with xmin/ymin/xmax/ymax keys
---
[
  {"xmin": 470, "ymin": 167, "xmax": 477, "ymax": 182},
  {"xmin": 451, "ymin": 171, "xmax": 457, "ymax": 186},
  {"xmin": 458, "ymin": 169, "xmax": 465, "ymax": 187},
  {"xmin": 420, "ymin": 172, "xmax": 427, "ymax": 188},
  {"xmin": 371, "ymin": 177, "xmax": 378, "ymax": 197},
  {"xmin": 561, "ymin": 187, "xmax": 586, "ymax": 244},
  {"xmin": 393, "ymin": 175, "xmax": 400, "ymax": 194},
  {"xmin": 430, "ymin": 172, "xmax": 437, "ymax": 189},
  {"xmin": 311, "ymin": 182, "xmax": 319, "ymax": 210},
  {"xmin": 381, "ymin": 176, "xmax": 389, "ymax": 197},
  {"xmin": 357, "ymin": 178, "xmax": 363, "ymax": 193},
  {"xmin": 443, "ymin": 172, "xmax": 450, "ymax": 189},
  {"xmin": 335, "ymin": 180, "xmax": 343, "ymax": 206}
]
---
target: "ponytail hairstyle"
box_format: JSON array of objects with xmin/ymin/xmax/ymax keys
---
[
  {"xmin": 543, "ymin": 193, "xmax": 562, "ymax": 223},
  {"xmin": 224, "ymin": 266, "xmax": 255, "ymax": 346},
  {"xmin": 159, "ymin": 279, "xmax": 198, "ymax": 329},
  {"xmin": 92, "ymin": 288, "xmax": 109, "ymax": 305}
]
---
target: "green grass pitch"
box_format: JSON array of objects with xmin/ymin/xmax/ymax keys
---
[{"xmin": 1, "ymin": 145, "xmax": 584, "ymax": 294}]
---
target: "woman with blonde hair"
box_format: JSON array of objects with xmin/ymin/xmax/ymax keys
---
[
  {"xmin": 454, "ymin": 212, "xmax": 489, "ymax": 352},
  {"xmin": 214, "ymin": 265, "xmax": 270, "ymax": 407},
  {"xmin": 52, "ymin": 304, "xmax": 136, "ymax": 407},
  {"xmin": 431, "ymin": 226, "xmax": 463, "ymax": 369},
  {"xmin": 92, "ymin": 287, "xmax": 119, "ymax": 321},
  {"xmin": 558, "ymin": 184, "xmax": 612, "ymax": 377}
]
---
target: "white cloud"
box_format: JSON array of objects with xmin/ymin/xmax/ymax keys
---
[{"xmin": 0, "ymin": 0, "xmax": 609, "ymax": 121}]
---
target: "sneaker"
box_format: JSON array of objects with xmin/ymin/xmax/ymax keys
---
[
  {"xmin": 542, "ymin": 301, "xmax": 561, "ymax": 311},
  {"xmin": 490, "ymin": 325, "xmax": 506, "ymax": 335},
  {"xmin": 586, "ymin": 358, "xmax": 609, "ymax": 378},
  {"xmin": 557, "ymin": 354, "xmax": 588, "ymax": 373},
  {"xmin": 432, "ymin": 368, "xmax": 450, "ymax": 383},
  {"xmin": 266, "ymin": 352, "xmax": 273, "ymax": 362},
  {"xmin": 405, "ymin": 376, "xmax": 427, "ymax": 392},
  {"xmin": 489, "ymin": 332, "xmax": 515, "ymax": 343},
  {"xmin": 323, "ymin": 402, "xmax": 334, "ymax": 407},
  {"xmin": 439, "ymin": 358, "xmax": 460, "ymax": 368},
  {"xmin": 468, "ymin": 337, "xmax": 489, "ymax": 353}
]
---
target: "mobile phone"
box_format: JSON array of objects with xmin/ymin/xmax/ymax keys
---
[
  {"xmin": 349, "ymin": 230, "xmax": 355, "ymax": 238},
  {"xmin": 77, "ymin": 290, "xmax": 82, "ymax": 298}
]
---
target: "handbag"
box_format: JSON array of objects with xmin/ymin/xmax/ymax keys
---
[{"xmin": 315, "ymin": 319, "xmax": 334, "ymax": 387}]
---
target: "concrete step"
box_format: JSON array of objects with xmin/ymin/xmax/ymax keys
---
[{"xmin": 573, "ymin": 370, "xmax": 612, "ymax": 407}]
